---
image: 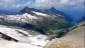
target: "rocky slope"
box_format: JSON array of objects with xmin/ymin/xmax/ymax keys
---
[{"xmin": 44, "ymin": 21, "xmax": 85, "ymax": 48}]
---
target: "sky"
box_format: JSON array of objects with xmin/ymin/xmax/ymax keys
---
[
  {"xmin": 0, "ymin": 0, "xmax": 84, "ymax": 9},
  {"xmin": 0, "ymin": 0, "xmax": 84, "ymax": 18}
]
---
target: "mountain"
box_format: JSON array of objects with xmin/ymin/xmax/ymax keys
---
[
  {"xmin": 0, "ymin": 7, "xmax": 82, "ymax": 48},
  {"xmin": 19, "ymin": 7, "xmax": 73, "ymax": 22},
  {"xmin": 18, "ymin": 7, "xmax": 41, "ymax": 15},
  {"xmin": 45, "ymin": 7, "xmax": 73, "ymax": 22},
  {"xmin": 0, "ymin": 10, "xmax": 15, "ymax": 15},
  {"xmin": 49, "ymin": 7, "xmax": 73, "ymax": 22},
  {"xmin": 18, "ymin": 7, "xmax": 73, "ymax": 27},
  {"xmin": 78, "ymin": 16, "xmax": 85, "ymax": 23},
  {"xmin": 0, "ymin": 7, "xmax": 71, "ymax": 35},
  {"xmin": 0, "ymin": 7, "xmax": 71, "ymax": 48},
  {"xmin": 72, "ymin": 16, "xmax": 85, "ymax": 24}
]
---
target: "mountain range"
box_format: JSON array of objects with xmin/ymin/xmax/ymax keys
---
[
  {"xmin": 0, "ymin": 7, "xmax": 73, "ymax": 34},
  {"xmin": 19, "ymin": 7, "xmax": 73, "ymax": 22},
  {"xmin": 0, "ymin": 7, "xmax": 84, "ymax": 24},
  {"xmin": 0, "ymin": 7, "xmax": 84, "ymax": 48},
  {"xmin": 0, "ymin": 7, "xmax": 84, "ymax": 34}
]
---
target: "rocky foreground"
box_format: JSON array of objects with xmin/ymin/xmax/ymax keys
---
[{"xmin": 44, "ymin": 22, "xmax": 85, "ymax": 48}]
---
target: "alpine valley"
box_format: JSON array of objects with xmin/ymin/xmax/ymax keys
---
[{"xmin": 0, "ymin": 7, "xmax": 84, "ymax": 48}]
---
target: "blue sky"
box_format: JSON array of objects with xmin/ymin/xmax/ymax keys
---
[{"xmin": 0, "ymin": 0, "xmax": 84, "ymax": 18}]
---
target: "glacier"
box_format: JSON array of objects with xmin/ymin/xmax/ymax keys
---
[{"xmin": 0, "ymin": 25, "xmax": 48, "ymax": 48}]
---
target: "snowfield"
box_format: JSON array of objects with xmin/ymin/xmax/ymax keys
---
[
  {"xmin": 6, "ymin": 13, "xmax": 38, "ymax": 23},
  {"xmin": 0, "ymin": 25, "xmax": 48, "ymax": 48},
  {"xmin": 0, "ymin": 13, "xmax": 56, "ymax": 24},
  {"xmin": 32, "ymin": 11, "xmax": 48, "ymax": 16},
  {"xmin": 0, "ymin": 40, "xmax": 42, "ymax": 48},
  {"xmin": 7, "ymin": 13, "xmax": 37, "ymax": 19}
]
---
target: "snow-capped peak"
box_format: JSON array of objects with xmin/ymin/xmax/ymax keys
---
[{"xmin": 22, "ymin": 13, "xmax": 37, "ymax": 19}]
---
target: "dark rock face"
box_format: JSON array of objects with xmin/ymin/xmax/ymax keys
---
[{"xmin": 0, "ymin": 32, "xmax": 18, "ymax": 42}]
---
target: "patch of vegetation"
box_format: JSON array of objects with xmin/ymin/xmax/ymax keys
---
[
  {"xmin": 34, "ymin": 17, "xmax": 68, "ymax": 36},
  {"xmin": 48, "ymin": 29, "xmax": 65, "ymax": 38}
]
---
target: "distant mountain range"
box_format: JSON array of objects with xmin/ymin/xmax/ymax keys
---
[
  {"xmin": 77, "ymin": 16, "xmax": 85, "ymax": 23},
  {"xmin": 19, "ymin": 7, "xmax": 73, "ymax": 22},
  {"xmin": 0, "ymin": 7, "xmax": 74, "ymax": 34},
  {"xmin": 0, "ymin": 10, "xmax": 15, "ymax": 15},
  {"xmin": 0, "ymin": 7, "xmax": 84, "ymax": 24}
]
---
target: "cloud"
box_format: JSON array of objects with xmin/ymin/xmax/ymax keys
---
[
  {"xmin": 0, "ymin": 0, "xmax": 19, "ymax": 2},
  {"xmin": 0, "ymin": 0, "xmax": 20, "ymax": 9},
  {"xmin": 0, "ymin": 0, "xmax": 84, "ymax": 9},
  {"xmin": 32, "ymin": 0, "xmax": 57, "ymax": 8},
  {"xmin": 60, "ymin": 0, "xmax": 69, "ymax": 4},
  {"xmin": 31, "ymin": 0, "xmax": 84, "ymax": 8},
  {"xmin": 28, "ymin": 0, "xmax": 60, "ymax": 8},
  {"xmin": 14, "ymin": 1, "xmax": 33, "ymax": 8}
]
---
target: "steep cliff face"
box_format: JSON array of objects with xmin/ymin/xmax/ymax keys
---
[{"xmin": 44, "ymin": 21, "xmax": 85, "ymax": 48}]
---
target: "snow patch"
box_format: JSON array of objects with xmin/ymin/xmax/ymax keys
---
[
  {"xmin": 22, "ymin": 13, "xmax": 37, "ymax": 19},
  {"xmin": 7, "ymin": 13, "xmax": 37, "ymax": 20},
  {"xmin": 28, "ymin": 35, "xmax": 47, "ymax": 46},
  {"xmin": 33, "ymin": 11, "xmax": 48, "ymax": 16},
  {"xmin": 0, "ymin": 40, "xmax": 42, "ymax": 48},
  {"xmin": 4, "ymin": 13, "xmax": 38, "ymax": 23}
]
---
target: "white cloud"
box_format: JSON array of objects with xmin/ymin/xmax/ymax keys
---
[
  {"xmin": 0, "ymin": 0, "xmax": 20, "ymax": 9},
  {"xmin": 31, "ymin": 0, "xmax": 56, "ymax": 8},
  {"xmin": 1, "ymin": 0, "xmax": 19, "ymax": 2},
  {"xmin": 31, "ymin": 0, "xmax": 84, "ymax": 8},
  {"xmin": 60, "ymin": 0, "xmax": 69, "ymax": 4},
  {"xmin": 0, "ymin": 0, "xmax": 19, "ymax": 3},
  {"xmin": 0, "ymin": 0, "xmax": 84, "ymax": 9},
  {"xmin": 14, "ymin": 1, "xmax": 33, "ymax": 8}
]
